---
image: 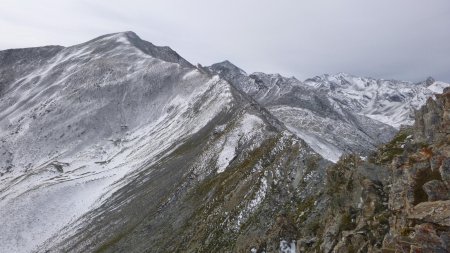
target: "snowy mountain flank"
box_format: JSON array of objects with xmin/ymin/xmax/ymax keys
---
[
  {"xmin": 0, "ymin": 32, "xmax": 448, "ymax": 252},
  {"xmin": 304, "ymin": 74, "xmax": 448, "ymax": 128},
  {"xmin": 209, "ymin": 62, "xmax": 448, "ymax": 161}
]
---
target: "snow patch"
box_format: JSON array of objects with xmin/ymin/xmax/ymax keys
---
[
  {"xmin": 307, "ymin": 74, "xmax": 450, "ymax": 129},
  {"xmin": 280, "ymin": 240, "xmax": 296, "ymax": 253},
  {"xmin": 286, "ymin": 126, "xmax": 342, "ymax": 163},
  {"xmin": 427, "ymin": 81, "xmax": 449, "ymax": 94},
  {"xmin": 235, "ymin": 177, "xmax": 268, "ymax": 230},
  {"xmin": 216, "ymin": 114, "xmax": 264, "ymax": 173}
]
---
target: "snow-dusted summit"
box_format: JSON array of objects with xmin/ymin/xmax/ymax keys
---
[
  {"xmin": 0, "ymin": 32, "xmax": 325, "ymax": 253},
  {"xmin": 209, "ymin": 62, "xmax": 449, "ymax": 162},
  {"xmin": 304, "ymin": 74, "xmax": 449, "ymax": 128},
  {"xmin": 0, "ymin": 31, "xmax": 232, "ymax": 252}
]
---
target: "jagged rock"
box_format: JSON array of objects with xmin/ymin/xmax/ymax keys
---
[
  {"xmin": 430, "ymin": 155, "xmax": 445, "ymax": 171},
  {"xmin": 301, "ymin": 88, "xmax": 450, "ymax": 253},
  {"xmin": 382, "ymin": 232, "xmax": 396, "ymax": 251},
  {"xmin": 441, "ymin": 232, "xmax": 450, "ymax": 251},
  {"xmin": 440, "ymin": 158, "xmax": 450, "ymax": 185},
  {"xmin": 333, "ymin": 233, "xmax": 368, "ymax": 253},
  {"xmin": 320, "ymin": 224, "xmax": 339, "ymax": 253},
  {"xmin": 383, "ymin": 88, "xmax": 450, "ymax": 252},
  {"xmin": 422, "ymin": 180, "xmax": 449, "ymax": 201},
  {"xmin": 408, "ymin": 200, "xmax": 450, "ymax": 226},
  {"xmin": 296, "ymin": 236, "xmax": 317, "ymax": 252},
  {"xmin": 50, "ymin": 162, "xmax": 64, "ymax": 172},
  {"xmin": 414, "ymin": 100, "xmax": 440, "ymax": 143},
  {"xmin": 408, "ymin": 223, "xmax": 448, "ymax": 252},
  {"xmin": 426, "ymin": 77, "xmax": 436, "ymax": 86}
]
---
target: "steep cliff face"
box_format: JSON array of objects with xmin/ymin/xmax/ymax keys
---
[
  {"xmin": 293, "ymin": 88, "xmax": 450, "ymax": 252},
  {"xmin": 383, "ymin": 88, "xmax": 450, "ymax": 252}
]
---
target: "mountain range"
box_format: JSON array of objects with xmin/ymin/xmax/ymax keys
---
[{"xmin": 0, "ymin": 31, "xmax": 448, "ymax": 252}]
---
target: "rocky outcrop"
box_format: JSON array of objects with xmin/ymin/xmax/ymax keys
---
[
  {"xmin": 408, "ymin": 201, "xmax": 450, "ymax": 226},
  {"xmin": 291, "ymin": 88, "xmax": 450, "ymax": 252},
  {"xmin": 414, "ymin": 87, "xmax": 450, "ymax": 144},
  {"xmin": 383, "ymin": 88, "xmax": 450, "ymax": 252}
]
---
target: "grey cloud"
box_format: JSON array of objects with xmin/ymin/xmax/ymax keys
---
[{"xmin": 1, "ymin": 0, "xmax": 449, "ymax": 82}]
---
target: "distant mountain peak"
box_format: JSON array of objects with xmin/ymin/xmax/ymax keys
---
[
  {"xmin": 76, "ymin": 31, "xmax": 193, "ymax": 68},
  {"xmin": 213, "ymin": 60, "xmax": 238, "ymax": 68},
  {"xmin": 99, "ymin": 31, "xmax": 138, "ymax": 40},
  {"xmin": 210, "ymin": 60, "xmax": 247, "ymax": 75},
  {"xmin": 426, "ymin": 76, "xmax": 435, "ymax": 86},
  {"xmin": 216, "ymin": 59, "xmax": 235, "ymax": 66}
]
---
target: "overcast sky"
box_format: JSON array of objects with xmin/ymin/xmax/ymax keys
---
[{"xmin": 1, "ymin": 0, "xmax": 449, "ymax": 82}]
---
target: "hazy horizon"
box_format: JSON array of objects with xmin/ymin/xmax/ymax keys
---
[{"xmin": 2, "ymin": 0, "xmax": 449, "ymax": 82}]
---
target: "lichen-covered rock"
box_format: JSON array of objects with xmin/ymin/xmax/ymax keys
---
[
  {"xmin": 422, "ymin": 180, "xmax": 449, "ymax": 201},
  {"xmin": 440, "ymin": 158, "xmax": 450, "ymax": 186},
  {"xmin": 430, "ymin": 155, "xmax": 446, "ymax": 171},
  {"xmin": 296, "ymin": 236, "xmax": 317, "ymax": 252},
  {"xmin": 408, "ymin": 223, "xmax": 448, "ymax": 252},
  {"xmin": 408, "ymin": 200, "xmax": 450, "ymax": 227},
  {"xmin": 292, "ymin": 88, "xmax": 450, "ymax": 252},
  {"xmin": 384, "ymin": 88, "xmax": 450, "ymax": 252}
]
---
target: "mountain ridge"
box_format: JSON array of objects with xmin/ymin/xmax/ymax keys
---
[
  {"xmin": 0, "ymin": 31, "xmax": 449, "ymax": 252},
  {"xmin": 0, "ymin": 31, "xmax": 326, "ymax": 252},
  {"xmin": 208, "ymin": 60, "xmax": 448, "ymax": 162}
]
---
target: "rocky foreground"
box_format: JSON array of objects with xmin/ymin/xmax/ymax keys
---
[{"xmin": 291, "ymin": 88, "xmax": 450, "ymax": 252}]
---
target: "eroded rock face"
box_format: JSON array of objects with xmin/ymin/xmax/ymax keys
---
[
  {"xmin": 383, "ymin": 89, "xmax": 450, "ymax": 252},
  {"xmin": 408, "ymin": 201, "xmax": 450, "ymax": 226},
  {"xmin": 414, "ymin": 87, "xmax": 450, "ymax": 144},
  {"xmin": 423, "ymin": 180, "xmax": 449, "ymax": 201},
  {"xmin": 289, "ymin": 89, "xmax": 450, "ymax": 252}
]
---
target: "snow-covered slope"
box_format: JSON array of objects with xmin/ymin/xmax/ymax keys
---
[
  {"xmin": 1, "ymin": 31, "xmax": 448, "ymax": 252},
  {"xmin": 0, "ymin": 32, "xmax": 237, "ymax": 252},
  {"xmin": 209, "ymin": 62, "xmax": 449, "ymax": 162},
  {"xmin": 208, "ymin": 62, "xmax": 396, "ymax": 162},
  {"xmin": 0, "ymin": 32, "xmax": 327, "ymax": 253},
  {"xmin": 304, "ymin": 74, "xmax": 450, "ymax": 128}
]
